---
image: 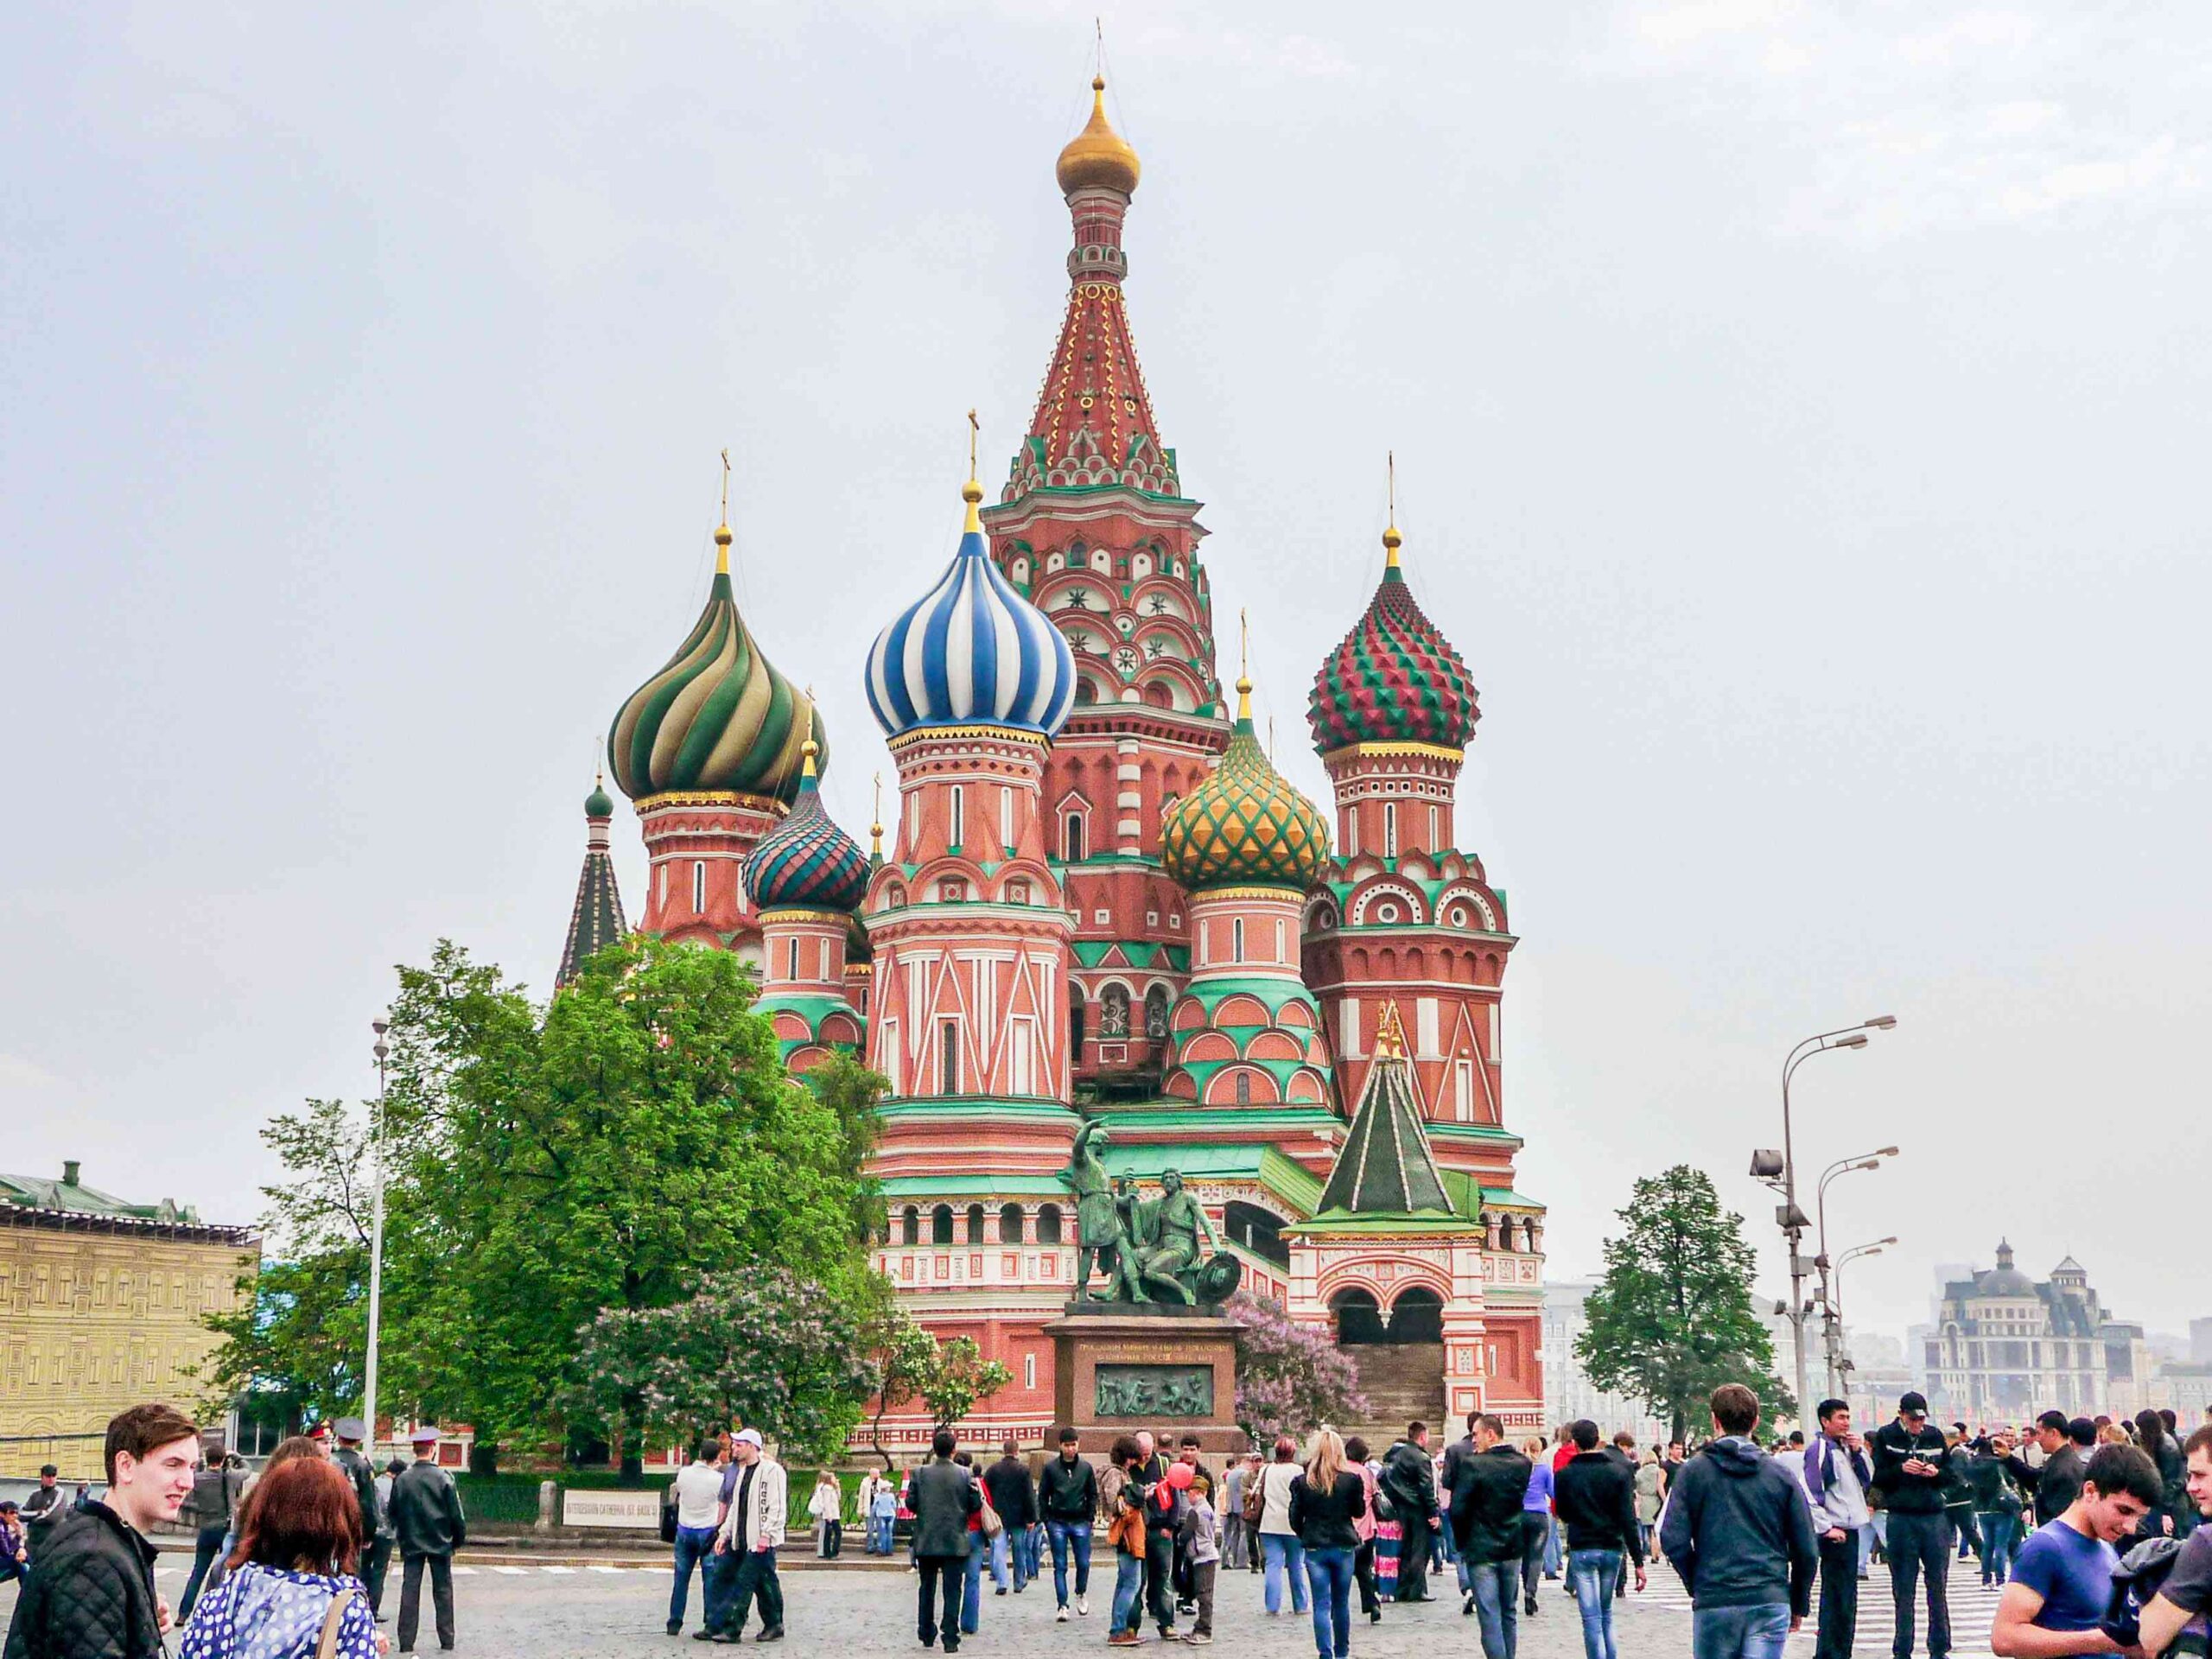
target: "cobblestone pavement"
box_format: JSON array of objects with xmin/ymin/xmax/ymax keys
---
[{"xmin": 3, "ymin": 1551, "xmax": 2008, "ymax": 1659}]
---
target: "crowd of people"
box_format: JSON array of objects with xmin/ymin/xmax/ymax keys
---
[
  {"xmin": 11, "ymin": 1390, "xmax": 2212, "ymax": 1659},
  {"xmin": 1, "ymin": 1401, "xmax": 468, "ymax": 1659}
]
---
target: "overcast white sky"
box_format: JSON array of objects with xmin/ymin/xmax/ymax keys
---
[{"xmin": 5, "ymin": 1, "xmax": 2209, "ymax": 1346}]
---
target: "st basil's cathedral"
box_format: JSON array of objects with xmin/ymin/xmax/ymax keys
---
[{"xmin": 560, "ymin": 74, "xmax": 1549, "ymax": 1447}]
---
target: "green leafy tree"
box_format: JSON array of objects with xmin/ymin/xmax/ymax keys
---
[
  {"xmin": 203, "ymin": 936, "xmax": 882, "ymax": 1471},
  {"xmin": 1577, "ymin": 1166, "xmax": 1792, "ymax": 1441},
  {"xmin": 861, "ymin": 1300, "xmax": 938, "ymax": 1470},
  {"xmin": 918, "ymin": 1336, "xmax": 1011, "ymax": 1434},
  {"xmin": 378, "ymin": 937, "xmax": 879, "ymax": 1466},
  {"xmin": 560, "ymin": 1268, "xmax": 877, "ymax": 1463},
  {"xmin": 1224, "ymin": 1293, "xmax": 1370, "ymax": 1444},
  {"xmin": 194, "ymin": 1097, "xmax": 381, "ymax": 1426}
]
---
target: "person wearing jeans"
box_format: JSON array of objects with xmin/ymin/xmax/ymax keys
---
[
  {"xmin": 1288, "ymin": 1430, "xmax": 1368, "ymax": 1659},
  {"xmin": 1452, "ymin": 1414, "xmax": 1536, "ymax": 1659},
  {"xmin": 1868, "ymin": 1391, "xmax": 1955, "ymax": 1659},
  {"xmin": 1048, "ymin": 1518, "xmax": 1094, "ymax": 1616},
  {"xmin": 1521, "ymin": 1442, "xmax": 1556, "ymax": 1613},
  {"xmin": 1660, "ymin": 1387, "xmax": 1816, "ymax": 1659},
  {"xmin": 1569, "ymin": 1547, "xmax": 1627, "ymax": 1659},
  {"xmin": 1256, "ymin": 1440, "xmax": 1311, "ymax": 1615}
]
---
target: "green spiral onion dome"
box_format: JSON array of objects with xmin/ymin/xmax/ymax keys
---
[
  {"xmin": 1307, "ymin": 525, "xmax": 1479, "ymax": 753},
  {"xmin": 1162, "ymin": 678, "xmax": 1330, "ymax": 892},
  {"xmin": 608, "ymin": 525, "xmax": 824, "ymax": 804}
]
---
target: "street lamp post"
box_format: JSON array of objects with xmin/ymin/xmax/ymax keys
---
[
  {"xmin": 1815, "ymin": 1147, "xmax": 1899, "ymax": 1400},
  {"xmin": 1831, "ymin": 1236, "xmax": 1896, "ymax": 1389},
  {"xmin": 1751, "ymin": 1015, "xmax": 1897, "ymax": 1425},
  {"xmin": 365, "ymin": 1019, "xmax": 389, "ymax": 1455}
]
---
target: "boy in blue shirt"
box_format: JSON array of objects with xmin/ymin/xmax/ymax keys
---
[{"xmin": 1992, "ymin": 1443, "xmax": 2164, "ymax": 1659}]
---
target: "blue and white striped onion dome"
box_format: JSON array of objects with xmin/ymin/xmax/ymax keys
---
[{"xmin": 865, "ymin": 481, "xmax": 1077, "ymax": 741}]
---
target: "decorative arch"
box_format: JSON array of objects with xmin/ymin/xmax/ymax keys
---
[
  {"xmin": 1328, "ymin": 1285, "xmax": 1387, "ymax": 1345},
  {"xmin": 1350, "ymin": 880, "xmax": 1427, "ymax": 927}
]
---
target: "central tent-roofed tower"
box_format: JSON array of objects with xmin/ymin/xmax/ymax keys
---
[{"xmin": 982, "ymin": 76, "xmax": 1229, "ymax": 1099}]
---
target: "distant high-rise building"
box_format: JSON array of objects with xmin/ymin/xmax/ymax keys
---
[{"xmin": 2191, "ymin": 1317, "xmax": 2212, "ymax": 1364}]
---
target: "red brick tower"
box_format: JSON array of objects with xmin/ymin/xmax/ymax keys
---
[{"xmin": 982, "ymin": 75, "xmax": 1229, "ymax": 1098}]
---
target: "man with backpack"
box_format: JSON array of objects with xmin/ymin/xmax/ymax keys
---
[
  {"xmin": 330, "ymin": 1418, "xmax": 386, "ymax": 1619},
  {"xmin": 2137, "ymin": 1426, "xmax": 2212, "ymax": 1658}
]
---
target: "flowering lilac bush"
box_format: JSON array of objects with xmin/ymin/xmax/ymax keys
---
[
  {"xmin": 564, "ymin": 1265, "xmax": 876, "ymax": 1462},
  {"xmin": 1224, "ymin": 1292, "xmax": 1369, "ymax": 1445}
]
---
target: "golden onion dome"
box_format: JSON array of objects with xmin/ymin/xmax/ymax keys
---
[
  {"xmin": 1055, "ymin": 76, "xmax": 1141, "ymax": 197},
  {"xmin": 1161, "ymin": 675, "xmax": 1330, "ymax": 893}
]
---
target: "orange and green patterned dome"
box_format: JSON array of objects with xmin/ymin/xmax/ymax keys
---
[
  {"xmin": 609, "ymin": 524, "xmax": 823, "ymax": 804},
  {"xmin": 1308, "ymin": 525, "xmax": 1479, "ymax": 754},
  {"xmin": 1162, "ymin": 678, "xmax": 1329, "ymax": 893}
]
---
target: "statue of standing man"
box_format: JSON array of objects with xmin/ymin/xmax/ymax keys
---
[{"xmin": 1064, "ymin": 1121, "xmax": 1132, "ymax": 1300}]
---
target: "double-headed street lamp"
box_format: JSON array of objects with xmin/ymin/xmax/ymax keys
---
[
  {"xmin": 1815, "ymin": 1147, "xmax": 1899, "ymax": 1400},
  {"xmin": 1751, "ymin": 1016, "xmax": 1897, "ymax": 1423},
  {"xmin": 1829, "ymin": 1236, "xmax": 1896, "ymax": 1389},
  {"xmin": 365, "ymin": 1019, "xmax": 390, "ymax": 1454}
]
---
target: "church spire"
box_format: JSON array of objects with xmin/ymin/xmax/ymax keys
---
[
  {"xmin": 1005, "ymin": 70, "xmax": 1178, "ymax": 501},
  {"xmin": 556, "ymin": 767, "xmax": 628, "ymax": 987}
]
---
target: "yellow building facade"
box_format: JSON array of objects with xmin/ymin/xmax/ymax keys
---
[{"xmin": 1, "ymin": 1162, "xmax": 258, "ymax": 1475}]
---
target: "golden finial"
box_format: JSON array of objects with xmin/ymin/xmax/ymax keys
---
[
  {"xmin": 800, "ymin": 699, "xmax": 818, "ymax": 779},
  {"xmin": 1375, "ymin": 999, "xmax": 1408, "ymax": 1061},
  {"xmin": 962, "ymin": 409, "xmax": 983, "ymax": 533},
  {"xmin": 1382, "ymin": 451, "xmax": 1402, "ymax": 570},
  {"xmin": 870, "ymin": 771, "xmax": 885, "ymax": 857},
  {"xmin": 715, "ymin": 448, "xmax": 734, "ymax": 575},
  {"xmin": 1236, "ymin": 607, "xmax": 1253, "ymax": 722}
]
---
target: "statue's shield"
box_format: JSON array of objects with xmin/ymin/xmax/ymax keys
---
[{"xmin": 1196, "ymin": 1252, "xmax": 1243, "ymax": 1303}]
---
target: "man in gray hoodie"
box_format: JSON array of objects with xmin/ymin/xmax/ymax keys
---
[{"xmin": 1661, "ymin": 1384, "xmax": 1818, "ymax": 1659}]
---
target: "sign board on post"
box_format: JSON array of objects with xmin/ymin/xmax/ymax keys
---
[{"xmin": 561, "ymin": 1489, "xmax": 662, "ymax": 1530}]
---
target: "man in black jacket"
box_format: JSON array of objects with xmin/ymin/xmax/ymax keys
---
[
  {"xmin": 1382, "ymin": 1422, "xmax": 1442, "ymax": 1603},
  {"xmin": 911, "ymin": 1430, "xmax": 984, "ymax": 1652},
  {"xmin": 331, "ymin": 1417, "xmax": 388, "ymax": 1618},
  {"xmin": 1452, "ymin": 1414, "xmax": 1535, "ymax": 1659},
  {"xmin": 1869, "ymin": 1389, "xmax": 1954, "ymax": 1659},
  {"xmin": 1038, "ymin": 1427, "xmax": 1098, "ymax": 1621},
  {"xmin": 1560, "ymin": 1417, "xmax": 1647, "ymax": 1638},
  {"xmin": 391, "ymin": 1427, "xmax": 468, "ymax": 1654},
  {"xmin": 1660, "ymin": 1387, "xmax": 1814, "ymax": 1659},
  {"xmin": 982, "ymin": 1440, "xmax": 1037, "ymax": 1596},
  {"xmin": 3, "ymin": 1402, "xmax": 200, "ymax": 1659}
]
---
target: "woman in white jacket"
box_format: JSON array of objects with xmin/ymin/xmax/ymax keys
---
[{"xmin": 809, "ymin": 1471, "xmax": 846, "ymax": 1559}]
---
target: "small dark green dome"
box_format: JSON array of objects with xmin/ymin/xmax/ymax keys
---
[{"xmin": 585, "ymin": 779, "xmax": 615, "ymax": 817}]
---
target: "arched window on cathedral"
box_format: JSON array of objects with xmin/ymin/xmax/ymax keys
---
[
  {"xmin": 1144, "ymin": 985, "xmax": 1170, "ymax": 1040},
  {"xmin": 965, "ymin": 1204, "xmax": 986, "ymax": 1244},
  {"xmin": 1000, "ymin": 1203, "xmax": 1026, "ymax": 1244},
  {"xmin": 1231, "ymin": 918, "xmax": 1245, "ymax": 963},
  {"xmin": 1101, "ymin": 984, "xmax": 1130, "ymax": 1038},
  {"xmin": 1036, "ymin": 1204, "xmax": 1064, "ymax": 1244},
  {"xmin": 1064, "ymin": 810, "xmax": 1087, "ymax": 862},
  {"xmin": 931, "ymin": 1204, "xmax": 955, "ymax": 1245},
  {"xmin": 902, "ymin": 1205, "xmax": 921, "ymax": 1246},
  {"xmin": 1235, "ymin": 1071, "xmax": 1251, "ymax": 1105},
  {"xmin": 1069, "ymin": 987, "xmax": 1086, "ymax": 1055}
]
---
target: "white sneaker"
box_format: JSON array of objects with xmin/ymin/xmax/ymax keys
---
[
  {"xmin": 1077, "ymin": 1596, "xmax": 1089, "ymax": 1617},
  {"xmin": 1057, "ymin": 1607, "xmax": 1070, "ymax": 1623}
]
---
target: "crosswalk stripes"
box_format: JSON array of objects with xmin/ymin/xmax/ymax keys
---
[{"xmin": 1645, "ymin": 1562, "xmax": 2008, "ymax": 1657}]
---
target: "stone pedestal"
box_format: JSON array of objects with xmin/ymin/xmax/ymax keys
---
[{"xmin": 1042, "ymin": 1304, "xmax": 1246, "ymax": 1455}]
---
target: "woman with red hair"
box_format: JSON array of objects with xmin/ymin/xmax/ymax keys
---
[{"xmin": 179, "ymin": 1454, "xmax": 379, "ymax": 1658}]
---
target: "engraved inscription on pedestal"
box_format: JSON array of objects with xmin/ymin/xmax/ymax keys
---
[{"xmin": 1096, "ymin": 1363, "xmax": 1214, "ymax": 1419}]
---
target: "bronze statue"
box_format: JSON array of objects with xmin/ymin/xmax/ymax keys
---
[{"xmin": 1058, "ymin": 1124, "xmax": 1240, "ymax": 1306}]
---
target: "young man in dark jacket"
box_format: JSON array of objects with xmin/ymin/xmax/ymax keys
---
[
  {"xmin": 1558, "ymin": 1419, "xmax": 1647, "ymax": 1658},
  {"xmin": 1660, "ymin": 1385, "xmax": 1816, "ymax": 1659},
  {"xmin": 1452, "ymin": 1414, "xmax": 1536, "ymax": 1659},
  {"xmin": 981, "ymin": 1440, "xmax": 1036, "ymax": 1596},
  {"xmin": 1869, "ymin": 1389, "xmax": 1955, "ymax": 1659},
  {"xmin": 910, "ymin": 1430, "xmax": 983, "ymax": 1652},
  {"xmin": 3, "ymin": 1402, "xmax": 200, "ymax": 1659},
  {"xmin": 2003, "ymin": 1413, "xmax": 2088, "ymax": 1530},
  {"xmin": 1382, "ymin": 1422, "xmax": 1442, "ymax": 1603},
  {"xmin": 1038, "ymin": 1427, "xmax": 1099, "ymax": 1622}
]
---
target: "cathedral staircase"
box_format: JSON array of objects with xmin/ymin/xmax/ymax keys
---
[{"xmin": 1342, "ymin": 1343, "xmax": 1450, "ymax": 1452}]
